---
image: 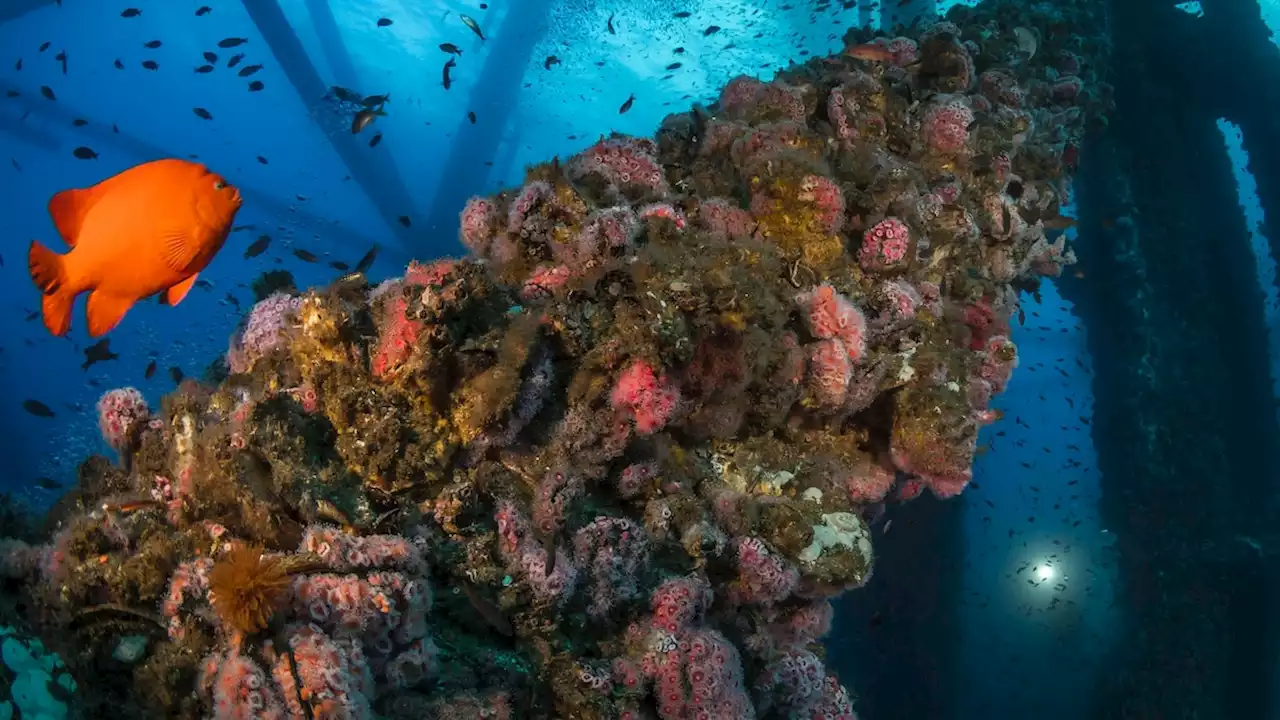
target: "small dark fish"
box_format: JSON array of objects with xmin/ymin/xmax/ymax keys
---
[
  {"xmin": 329, "ymin": 260, "xmax": 350, "ymax": 271},
  {"xmin": 72, "ymin": 119, "xmax": 87, "ymax": 127},
  {"xmin": 703, "ymin": 25, "xmax": 721, "ymax": 35},
  {"xmin": 203, "ymin": 51, "xmax": 217, "ymax": 63},
  {"xmin": 141, "ymin": 60, "xmax": 159, "ymax": 70},
  {"xmin": 40, "ymin": 85, "xmax": 55, "ymax": 100},
  {"xmin": 56, "ymin": 50, "xmax": 66, "ymax": 74},
  {"xmin": 224, "ymin": 292, "xmax": 240, "ymax": 310},
  {"xmin": 114, "ymin": 59, "xmax": 124, "ymax": 69},
  {"xmin": 666, "ymin": 61, "xmax": 682, "ymax": 70},
  {"xmin": 35, "ymin": 477, "xmax": 61, "ymax": 490},
  {"xmin": 377, "ymin": 17, "xmax": 393, "ymax": 27},
  {"xmin": 607, "ymin": 13, "xmax": 616, "ymax": 34},
  {"xmin": 82, "ymin": 339, "xmax": 118, "ymax": 370},
  {"xmin": 169, "ymin": 367, "xmax": 184, "ymax": 384},
  {"xmin": 354, "ymin": 245, "xmax": 379, "ymax": 273},
  {"xmin": 619, "ymin": 93, "xmax": 635, "ymax": 114},
  {"xmin": 244, "ymin": 234, "xmax": 271, "ymax": 258},
  {"xmin": 293, "ymin": 248, "xmax": 319, "ymax": 263},
  {"xmin": 112, "ymin": 123, "xmax": 119, "ymax": 133},
  {"xmin": 256, "ymin": 155, "xmax": 268, "ymax": 164},
  {"xmin": 368, "ymin": 132, "xmax": 382, "ymax": 148},
  {"xmin": 238, "ymin": 63, "xmax": 263, "ymax": 77},
  {"xmin": 218, "ymin": 38, "xmax": 248, "ymax": 48},
  {"xmin": 330, "ymin": 85, "xmax": 360, "ymax": 103},
  {"xmin": 11, "ymin": 159, "xmax": 21, "ymax": 172},
  {"xmin": 467, "ymin": 111, "xmax": 476, "ymax": 124},
  {"xmin": 121, "ymin": 8, "xmax": 141, "ymax": 17},
  {"xmin": 247, "ymin": 80, "xmax": 264, "ymax": 92},
  {"xmin": 439, "ymin": 43, "xmax": 462, "ymax": 56},
  {"xmin": 461, "ymin": 582, "xmax": 513, "ymax": 637},
  {"xmin": 1042, "ymin": 215, "xmax": 1077, "ymax": 230},
  {"xmin": 196, "ymin": 6, "xmax": 211, "ymax": 16},
  {"xmin": 674, "ymin": 10, "xmax": 692, "ymax": 17},
  {"xmin": 544, "ymin": 55, "xmax": 560, "ymax": 70},
  {"xmin": 194, "ymin": 64, "xmax": 214, "ymax": 73},
  {"xmin": 460, "ymin": 14, "xmax": 485, "ymax": 42},
  {"xmin": 143, "ymin": 40, "xmax": 162, "ymax": 49},
  {"xmin": 72, "ymin": 146, "xmax": 98, "ymax": 160},
  {"xmin": 13, "ymin": 58, "xmax": 20, "ymax": 71},
  {"xmin": 193, "ymin": 107, "xmax": 213, "ymax": 120},
  {"xmin": 443, "ymin": 56, "xmax": 456, "ymax": 89},
  {"xmin": 38, "ymin": 42, "xmax": 50, "ymax": 52},
  {"xmin": 144, "ymin": 359, "xmax": 156, "ymax": 379},
  {"xmin": 361, "ymin": 93, "xmax": 390, "ymax": 107},
  {"xmin": 351, "ymin": 108, "xmax": 382, "ymax": 134},
  {"xmin": 398, "ymin": 215, "xmax": 411, "ymax": 227},
  {"xmin": 22, "ymin": 400, "xmax": 55, "ymax": 418},
  {"xmin": 227, "ymin": 53, "xmax": 245, "ymax": 69},
  {"xmin": 5, "ymin": 90, "xmax": 17, "ymax": 98}
]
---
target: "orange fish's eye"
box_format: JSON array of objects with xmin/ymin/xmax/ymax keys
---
[{"xmin": 214, "ymin": 179, "xmax": 226, "ymax": 190}]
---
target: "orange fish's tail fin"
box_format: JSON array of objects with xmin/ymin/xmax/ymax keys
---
[{"xmin": 28, "ymin": 240, "xmax": 74, "ymax": 336}]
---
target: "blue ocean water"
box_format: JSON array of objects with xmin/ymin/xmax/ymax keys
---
[{"xmin": 0, "ymin": 0, "xmax": 1276, "ymax": 718}]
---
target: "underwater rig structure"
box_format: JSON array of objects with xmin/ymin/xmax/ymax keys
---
[{"xmin": 0, "ymin": 0, "xmax": 1277, "ymax": 717}]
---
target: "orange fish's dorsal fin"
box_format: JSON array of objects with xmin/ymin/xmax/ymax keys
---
[
  {"xmin": 161, "ymin": 230, "xmax": 201, "ymax": 274},
  {"xmin": 47, "ymin": 187, "xmax": 103, "ymax": 248},
  {"xmin": 85, "ymin": 290, "xmax": 135, "ymax": 338},
  {"xmin": 163, "ymin": 274, "xmax": 199, "ymax": 306}
]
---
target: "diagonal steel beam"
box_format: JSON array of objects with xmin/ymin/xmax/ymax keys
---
[
  {"xmin": 422, "ymin": 2, "xmax": 550, "ymax": 250},
  {"xmin": 0, "ymin": 0, "xmax": 54, "ymax": 26},
  {"xmin": 240, "ymin": 0, "xmax": 418, "ymax": 253}
]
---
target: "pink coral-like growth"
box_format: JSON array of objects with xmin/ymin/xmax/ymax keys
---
[
  {"xmin": 611, "ymin": 360, "xmax": 681, "ymax": 435},
  {"xmin": 97, "ymin": 386, "xmax": 150, "ymax": 452},
  {"xmin": 732, "ymin": 537, "xmax": 800, "ymax": 606},
  {"xmin": 859, "ymin": 217, "xmax": 911, "ymax": 273},
  {"xmin": 922, "ymin": 101, "xmax": 975, "ymax": 154},
  {"xmin": 227, "ymin": 293, "xmax": 301, "ymax": 374},
  {"xmin": 371, "ymin": 295, "xmax": 423, "ymax": 380},
  {"xmin": 460, "ymin": 196, "xmax": 498, "ymax": 256}
]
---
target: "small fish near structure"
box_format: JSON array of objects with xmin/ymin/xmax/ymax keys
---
[
  {"xmin": 618, "ymin": 94, "xmax": 635, "ymax": 114},
  {"xmin": 26, "ymin": 158, "xmax": 243, "ymax": 338},
  {"xmin": 439, "ymin": 43, "xmax": 463, "ymax": 56},
  {"xmin": 81, "ymin": 338, "xmax": 118, "ymax": 370},
  {"xmin": 351, "ymin": 107, "xmax": 384, "ymax": 134},
  {"xmin": 354, "ymin": 245, "xmax": 379, "ymax": 273},
  {"xmin": 22, "ymin": 399, "xmax": 55, "ymax": 418},
  {"xmin": 442, "ymin": 57, "xmax": 456, "ymax": 90},
  {"xmin": 244, "ymin": 234, "xmax": 271, "ymax": 258},
  {"xmin": 72, "ymin": 147, "xmax": 98, "ymax": 160},
  {"xmin": 460, "ymin": 14, "xmax": 485, "ymax": 42},
  {"xmin": 169, "ymin": 367, "xmax": 184, "ymax": 384}
]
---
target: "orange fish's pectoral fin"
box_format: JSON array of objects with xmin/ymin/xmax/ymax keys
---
[
  {"xmin": 47, "ymin": 187, "xmax": 102, "ymax": 248},
  {"xmin": 85, "ymin": 290, "xmax": 135, "ymax": 338},
  {"xmin": 161, "ymin": 230, "xmax": 202, "ymax": 274},
  {"xmin": 163, "ymin": 274, "xmax": 199, "ymax": 306}
]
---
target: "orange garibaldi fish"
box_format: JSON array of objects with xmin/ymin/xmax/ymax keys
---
[{"xmin": 27, "ymin": 158, "xmax": 242, "ymax": 338}]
